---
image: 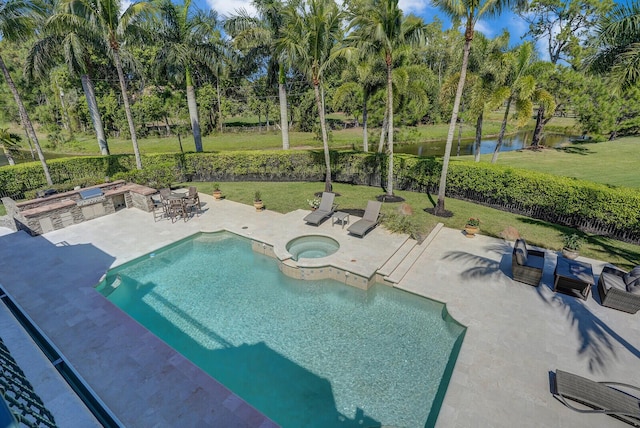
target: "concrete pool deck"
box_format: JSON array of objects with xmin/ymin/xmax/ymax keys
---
[{"xmin": 0, "ymin": 193, "xmax": 638, "ymax": 427}]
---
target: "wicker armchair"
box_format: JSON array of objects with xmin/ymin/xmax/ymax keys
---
[
  {"xmin": 598, "ymin": 266, "xmax": 640, "ymax": 314},
  {"xmin": 511, "ymin": 239, "xmax": 545, "ymax": 287}
]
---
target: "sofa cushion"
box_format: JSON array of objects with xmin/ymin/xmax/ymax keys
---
[
  {"xmin": 525, "ymin": 254, "xmax": 545, "ymax": 270},
  {"xmin": 623, "ymin": 265, "xmax": 640, "ymax": 286},
  {"xmin": 514, "ymin": 240, "xmax": 528, "ymax": 265},
  {"xmin": 627, "ymin": 278, "xmax": 640, "ymax": 294},
  {"xmin": 602, "ymin": 271, "xmax": 627, "ymax": 292}
]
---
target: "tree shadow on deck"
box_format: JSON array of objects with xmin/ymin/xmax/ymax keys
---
[{"xmin": 442, "ymin": 244, "xmax": 640, "ymax": 374}]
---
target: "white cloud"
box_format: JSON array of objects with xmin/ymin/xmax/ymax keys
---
[
  {"xmin": 473, "ymin": 19, "xmax": 494, "ymax": 37},
  {"xmin": 399, "ymin": 0, "xmax": 431, "ymax": 15},
  {"xmin": 205, "ymin": 0, "xmax": 256, "ymax": 18}
]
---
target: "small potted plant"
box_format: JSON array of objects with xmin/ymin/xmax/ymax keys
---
[
  {"xmin": 307, "ymin": 198, "xmax": 321, "ymax": 210},
  {"xmin": 212, "ymin": 183, "xmax": 222, "ymax": 200},
  {"xmin": 253, "ymin": 190, "xmax": 264, "ymax": 211},
  {"xmin": 464, "ymin": 217, "xmax": 480, "ymax": 238},
  {"xmin": 562, "ymin": 233, "xmax": 585, "ymax": 259}
]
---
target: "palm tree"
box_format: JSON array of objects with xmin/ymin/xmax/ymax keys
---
[
  {"xmin": 432, "ymin": 0, "xmax": 527, "ymax": 215},
  {"xmin": 0, "ymin": 128, "xmax": 21, "ymax": 165},
  {"xmin": 459, "ymin": 31, "xmax": 510, "ymax": 162},
  {"xmin": 278, "ymin": 0, "xmax": 344, "ymax": 192},
  {"xmin": 153, "ymin": 0, "xmax": 223, "ymax": 152},
  {"xmin": 490, "ymin": 41, "xmax": 537, "ymax": 163},
  {"xmin": 588, "ymin": 1, "xmax": 640, "ymax": 89},
  {"xmin": 57, "ymin": 0, "xmax": 156, "ymax": 169},
  {"xmin": 226, "ymin": 0, "xmax": 291, "ymax": 150},
  {"xmin": 347, "ymin": 0, "xmax": 426, "ymax": 197},
  {"xmin": 334, "ymin": 55, "xmax": 386, "ymax": 152},
  {"xmin": 27, "ymin": 6, "xmax": 111, "ymax": 155},
  {"xmin": 0, "ymin": 0, "xmax": 53, "ymax": 185}
]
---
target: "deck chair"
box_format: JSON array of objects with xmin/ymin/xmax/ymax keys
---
[
  {"xmin": 303, "ymin": 192, "xmax": 337, "ymax": 225},
  {"xmin": 348, "ymin": 200, "xmax": 383, "ymax": 237},
  {"xmin": 553, "ymin": 370, "xmax": 640, "ymax": 426}
]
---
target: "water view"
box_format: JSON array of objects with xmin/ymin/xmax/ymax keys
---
[{"xmin": 395, "ymin": 130, "xmax": 572, "ymax": 157}]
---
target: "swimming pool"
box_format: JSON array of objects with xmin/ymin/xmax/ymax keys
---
[{"xmin": 97, "ymin": 232, "xmax": 465, "ymax": 427}]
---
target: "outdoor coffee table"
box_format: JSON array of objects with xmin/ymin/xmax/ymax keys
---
[
  {"xmin": 554, "ymin": 257, "xmax": 595, "ymax": 300},
  {"xmin": 332, "ymin": 211, "xmax": 350, "ymax": 229}
]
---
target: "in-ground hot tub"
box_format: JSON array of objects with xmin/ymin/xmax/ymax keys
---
[{"xmin": 286, "ymin": 235, "xmax": 339, "ymax": 261}]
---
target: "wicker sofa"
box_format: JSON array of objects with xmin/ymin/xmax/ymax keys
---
[
  {"xmin": 597, "ymin": 265, "xmax": 640, "ymax": 314},
  {"xmin": 511, "ymin": 239, "xmax": 545, "ymax": 287}
]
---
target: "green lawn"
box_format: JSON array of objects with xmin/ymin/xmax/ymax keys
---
[
  {"xmin": 184, "ymin": 181, "xmax": 640, "ymax": 270},
  {"xmin": 484, "ymin": 136, "xmax": 640, "ymax": 188}
]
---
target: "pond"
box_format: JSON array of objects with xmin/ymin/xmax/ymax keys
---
[{"xmin": 394, "ymin": 130, "xmax": 573, "ymax": 157}]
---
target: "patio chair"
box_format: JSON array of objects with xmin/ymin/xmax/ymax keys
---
[
  {"xmin": 511, "ymin": 238, "xmax": 545, "ymax": 287},
  {"xmin": 597, "ymin": 265, "xmax": 640, "ymax": 314},
  {"xmin": 151, "ymin": 194, "xmax": 166, "ymax": 222},
  {"xmin": 184, "ymin": 186, "xmax": 201, "ymax": 217},
  {"xmin": 552, "ymin": 369, "xmax": 640, "ymax": 427},
  {"xmin": 347, "ymin": 200, "xmax": 383, "ymax": 238},
  {"xmin": 303, "ymin": 192, "xmax": 337, "ymax": 225},
  {"xmin": 166, "ymin": 198, "xmax": 187, "ymax": 223}
]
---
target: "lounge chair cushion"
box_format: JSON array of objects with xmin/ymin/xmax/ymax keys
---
[{"xmin": 624, "ymin": 265, "xmax": 640, "ymax": 286}]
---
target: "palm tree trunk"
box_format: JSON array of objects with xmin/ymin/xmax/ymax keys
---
[
  {"xmin": 362, "ymin": 91, "xmax": 369, "ymax": 152},
  {"xmin": 378, "ymin": 109, "xmax": 388, "ymax": 153},
  {"xmin": 474, "ymin": 112, "xmax": 482, "ymax": 162},
  {"xmin": 386, "ymin": 60, "xmax": 394, "ymax": 196},
  {"xmin": 0, "ymin": 54, "xmax": 52, "ymax": 185},
  {"xmin": 2, "ymin": 146, "xmax": 15, "ymax": 165},
  {"xmin": 492, "ymin": 97, "xmax": 512, "ymax": 163},
  {"xmin": 81, "ymin": 74, "xmax": 109, "ymax": 155},
  {"xmin": 113, "ymin": 50, "xmax": 142, "ymax": 169},
  {"xmin": 531, "ymin": 105, "xmax": 544, "ymax": 148},
  {"xmin": 313, "ymin": 81, "xmax": 331, "ymax": 193},
  {"xmin": 186, "ymin": 67, "xmax": 202, "ymax": 152},
  {"xmin": 435, "ymin": 33, "xmax": 473, "ymax": 216},
  {"xmin": 216, "ymin": 78, "xmax": 223, "ymax": 133},
  {"xmin": 278, "ymin": 64, "xmax": 289, "ymax": 150}
]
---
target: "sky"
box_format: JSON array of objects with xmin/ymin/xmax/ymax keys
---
[
  {"xmin": 168, "ymin": 0, "xmax": 631, "ymax": 62},
  {"xmin": 198, "ymin": 0, "xmax": 538, "ymax": 54}
]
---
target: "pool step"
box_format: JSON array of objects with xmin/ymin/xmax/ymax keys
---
[
  {"xmin": 383, "ymin": 223, "xmax": 444, "ymax": 285},
  {"xmin": 378, "ymin": 239, "xmax": 417, "ymax": 279}
]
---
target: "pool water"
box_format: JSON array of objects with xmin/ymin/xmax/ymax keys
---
[
  {"xmin": 286, "ymin": 235, "xmax": 340, "ymax": 260},
  {"xmin": 97, "ymin": 232, "xmax": 465, "ymax": 427}
]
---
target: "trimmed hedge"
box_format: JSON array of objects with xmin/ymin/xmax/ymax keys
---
[{"xmin": 1, "ymin": 151, "xmax": 639, "ymax": 242}]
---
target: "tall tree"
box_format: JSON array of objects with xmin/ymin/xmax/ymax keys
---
[
  {"xmin": 519, "ymin": 0, "xmax": 613, "ymax": 148},
  {"xmin": 27, "ymin": 3, "xmax": 111, "ymax": 155},
  {"xmin": 587, "ymin": 1, "xmax": 640, "ymax": 89},
  {"xmin": 519, "ymin": 0, "xmax": 614, "ymax": 66},
  {"xmin": 279, "ymin": 0, "xmax": 344, "ymax": 192},
  {"xmin": 433, "ymin": 0, "xmax": 526, "ymax": 216},
  {"xmin": 347, "ymin": 0, "xmax": 426, "ymax": 197},
  {"xmin": 0, "ymin": 0, "xmax": 52, "ymax": 185},
  {"xmin": 460, "ymin": 31, "xmax": 510, "ymax": 162},
  {"xmin": 58, "ymin": 0, "xmax": 156, "ymax": 169},
  {"xmin": 491, "ymin": 41, "xmax": 537, "ymax": 163},
  {"xmin": 226, "ymin": 0, "xmax": 291, "ymax": 149},
  {"xmin": 334, "ymin": 53, "xmax": 386, "ymax": 152},
  {"xmin": 153, "ymin": 0, "xmax": 223, "ymax": 152}
]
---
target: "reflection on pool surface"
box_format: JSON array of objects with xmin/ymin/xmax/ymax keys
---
[{"xmin": 97, "ymin": 232, "xmax": 465, "ymax": 427}]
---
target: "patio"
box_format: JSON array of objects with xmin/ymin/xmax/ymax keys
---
[{"xmin": 0, "ymin": 192, "xmax": 638, "ymax": 427}]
